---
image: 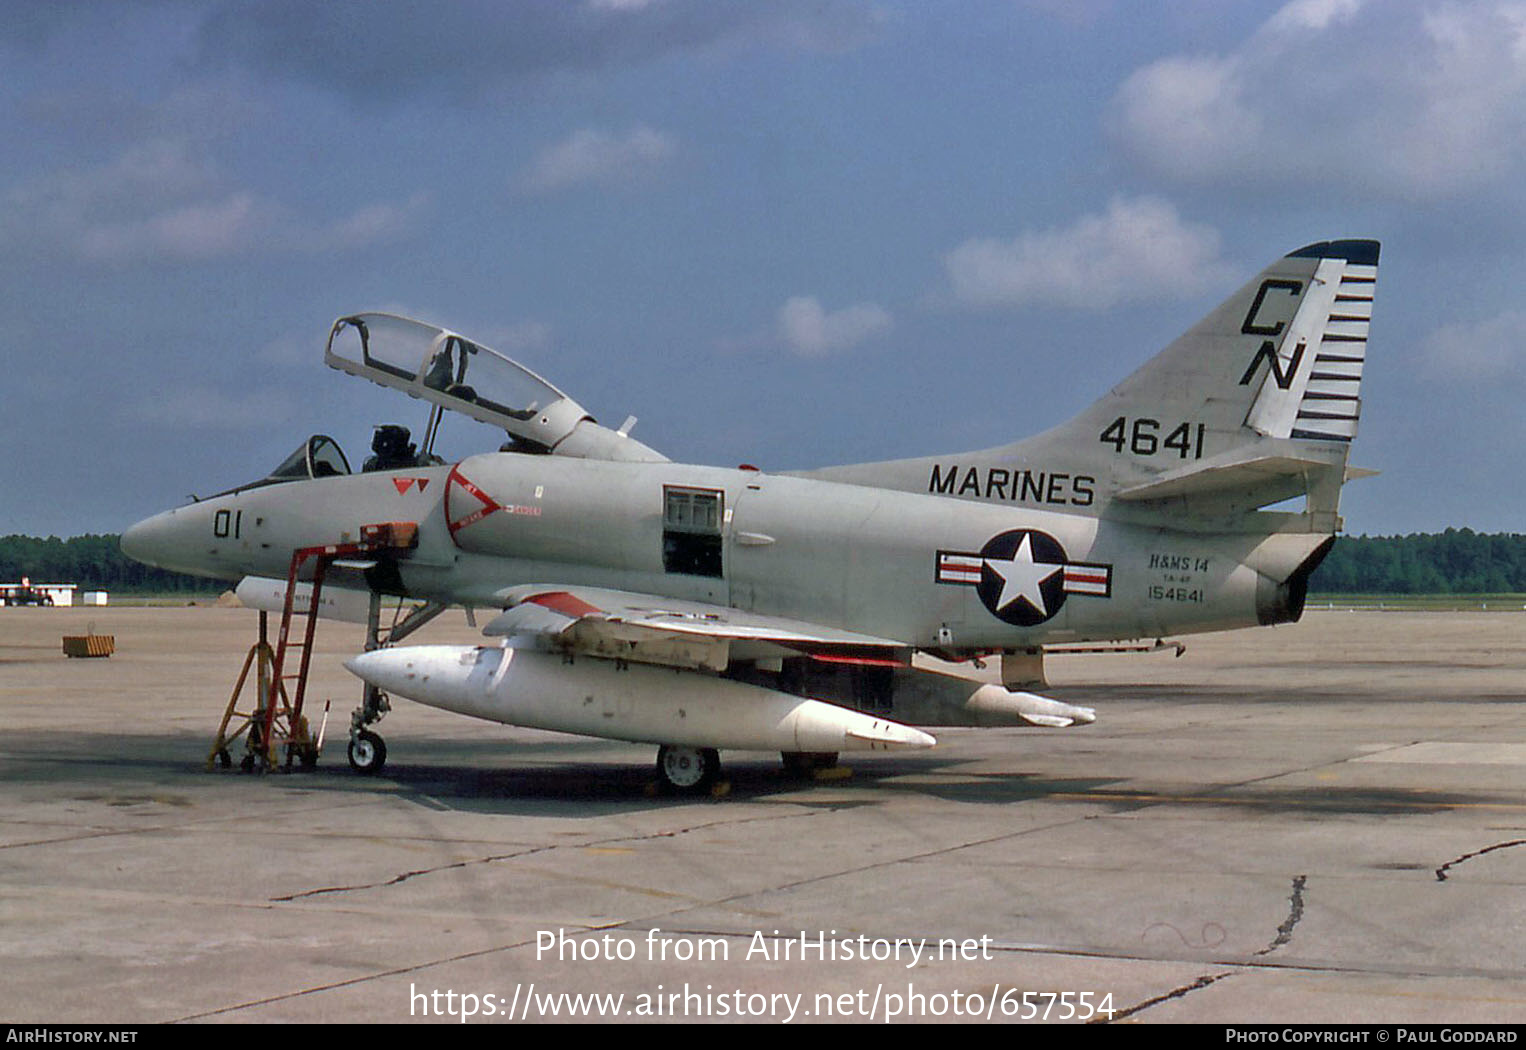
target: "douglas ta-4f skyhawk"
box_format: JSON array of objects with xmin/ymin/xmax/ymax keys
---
[{"xmin": 122, "ymin": 239, "xmax": 1378, "ymax": 792}]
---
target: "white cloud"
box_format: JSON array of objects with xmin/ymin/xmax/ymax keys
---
[
  {"xmin": 127, "ymin": 386, "xmax": 293, "ymax": 429},
  {"xmin": 477, "ymin": 321, "xmax": 554, "ymax": 356},
  {"xmin": 318, "ymin": 193, "xmax": 432, "ymax": 251},
  {"xmin": 1263, "ymin": 0, "xmax": 1364, "ymax": 34},
  {"xmin": 1421, "ymin": 310, "xmax": 1526, "ymax": 382},
  {"xmin": 80, "ymin": 193, "xmax": 266, "ymax": 263},
  {"xmin": 777, "ymin": 296, "xmax": 893, "ymax": 357},
  {"xmin": 1016, "ymin": 0, "xmax": 1114, "ymax": 27},
  {"xmin": 2, "ymin": 141, "xmax": 428, "ymax": 263},
  {"xmin": 943, "ymin": 196, "xmax": 1227, "ymax": 310},
  {"xmin": 257, "ymin": 333, "xmax": 313, "ymax": 368},
  {"xmin": 519, "ymin": 126, "xmax": 676, "ymax": 194},
  {"xmin": 1111, "ymin": 0, "xmax": 1526, "ymax": 199}
]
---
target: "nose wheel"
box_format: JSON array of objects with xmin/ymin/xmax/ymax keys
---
[
  {"xmin": 347, "ymin": 729, "xmax": 387, "ymax": 774},
  {"xmin": 656, "ymin": 745, "xmax": 720, "ymax": 794},
  {"xmin": 347, "ymin": 661, "xmax": 391, "ymax": 775}
]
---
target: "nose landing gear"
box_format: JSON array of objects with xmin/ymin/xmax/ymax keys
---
[{"xmin": 347, "ymin": 728, "xmax": 387, "ymax": 774}]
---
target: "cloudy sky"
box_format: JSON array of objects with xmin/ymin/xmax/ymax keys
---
[{"xmin": 5, "ymin": 0, "xmax": 1526, "ymax": 538}]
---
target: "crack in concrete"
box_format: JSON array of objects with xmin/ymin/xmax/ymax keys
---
[
  {"xmin": 1435, "ymin": 839, "xmax": 1526, "ymax": 882},
  {"xmin": 1095, "ymin": 971, "xmax": 1233, "ymax": 1023},
  {"xmin": 169, "ymin": 937, "xmax": 532, "ymax": 1023},
  {"xmin": 653, "ymin": 814, "xmax": 1095, "ymax": 924},
  {"xmin": 271, "ymin": 843, "xmax": 559, "ymax": 901},
  {"xmin": 1098, "ymin": 873, "xmax": 1303, "ymax": 1022},
  {"xmin": 269, "ymin": 808, "xmax": 819, "ymax": 902},
  {"xmin": 1256, "ymin": 874, "xmax": 1307, "ymax": 956}
]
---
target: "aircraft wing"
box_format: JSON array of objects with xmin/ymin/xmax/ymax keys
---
[{"xmin": 484, "ymin": 584, "xmax": 913, "ymax": 673}]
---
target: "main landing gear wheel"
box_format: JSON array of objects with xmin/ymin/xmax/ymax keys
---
[
  {"xmin": 656, "ymin": 745, "xmax": 720, "ymax": 794},
  {"xmin": 348, "ymin": 729, "xmax": 387, "ymax": 774}
]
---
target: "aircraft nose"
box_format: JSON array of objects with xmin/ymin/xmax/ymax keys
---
[
  {"xmin": 120, "ymin": 513, "xmax": 159, "ymax": 567},
  {"xmin": 120, "ymin": 509, "xmax": 188, "ymax": 571}
]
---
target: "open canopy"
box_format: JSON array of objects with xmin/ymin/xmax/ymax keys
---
[{"xmin": 325, "ymin": 313, "xmax": 664, "ymax": 462}]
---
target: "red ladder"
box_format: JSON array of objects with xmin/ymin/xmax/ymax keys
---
[{"xmin": 252, "ymin": 523, "xmax": 418, "ymax": 771}]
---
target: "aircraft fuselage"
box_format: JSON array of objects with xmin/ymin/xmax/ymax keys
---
[{"xmin": 124, "ymin": 449, "xmax": 1322, "ymax": 653}]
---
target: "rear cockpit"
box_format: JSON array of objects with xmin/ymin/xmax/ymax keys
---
[
  {"xmin": 198, "ymin": 312, "xmax": 666, "ymax": 504},
  {"xmin": 325, "ymin": 313, "xmax": 666, "ymax": 463}
]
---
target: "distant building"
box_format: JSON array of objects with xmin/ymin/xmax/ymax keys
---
[{"xmin": 0, "ymin": 579, "xmax": 78, "ymax": 607}]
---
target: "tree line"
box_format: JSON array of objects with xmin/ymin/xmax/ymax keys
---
[
  {"xmin": 1309, "ymin": 529, "xmax": 1526, "ymax": 595},
  {"xmin": 5, "ymin": 528, "xmax": 1526, "ymax": 597},
  {"xmin": 0, "ymin": 534, "xmax": 221, "ymax": 594}
]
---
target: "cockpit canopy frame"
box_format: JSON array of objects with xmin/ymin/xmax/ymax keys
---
[
  {"xmin": 325, "ymin": 313, "xmax": 592, "ymax": 455},
  {"xmin": 266, "ymin": 434, "xmax": 352, "ymax": 481}
]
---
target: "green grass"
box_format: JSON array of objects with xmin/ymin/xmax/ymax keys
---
[
  {"xmin": 1307, "ymin": 593, "xmax": 1526, "ymax": 611},
  {"xmin": 73, "ymin": 591, "xmax": 227, "ymax": 607}
]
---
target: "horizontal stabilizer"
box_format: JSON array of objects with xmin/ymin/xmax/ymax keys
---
[{"xmin": 1113, "ymin": 442, "xmax": 1345, "ymax": 504}]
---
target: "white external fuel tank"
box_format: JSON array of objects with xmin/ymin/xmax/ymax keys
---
[{"xmin": 345, "ymin": 644, "xmax": 937, "ymax": 754}]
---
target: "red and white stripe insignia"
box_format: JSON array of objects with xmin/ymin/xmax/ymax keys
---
[
  {"xmin": 1062, "ymin": 564, "xmax": 1111, "ymax": 597},
  {"xmin": 936, "ymin": 552, "xmax": 984, "ymax": 585}
]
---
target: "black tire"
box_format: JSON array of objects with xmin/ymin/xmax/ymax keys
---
[
  {"xmin": 656, "ymin": 745, "xmax": 720, "ymax": 794},
  {"xmin": 348, "ymin": 730, "xmax": 387, "ymax": 774}
]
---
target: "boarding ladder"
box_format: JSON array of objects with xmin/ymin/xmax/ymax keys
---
[{"xmin": 207, "ymin": 522, "xmax": 417, "ymax": 772}]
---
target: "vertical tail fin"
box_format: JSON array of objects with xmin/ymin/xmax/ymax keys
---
[
  {"xmin": 1236, "ymin": 239, "xmax": 1376, "ymax": 444},
  {"xmin": 808, "ymin": 239, "xmax": 1379, "ymax": 527},
  {"xmin": 1096, "ymin": 239, "xmax": 1378, "ymax": 525}
]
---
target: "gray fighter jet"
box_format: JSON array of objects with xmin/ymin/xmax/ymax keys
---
[{"xmin": 122, "ymin": 239, "xmax": 1379, "ymax": 791}]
